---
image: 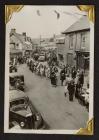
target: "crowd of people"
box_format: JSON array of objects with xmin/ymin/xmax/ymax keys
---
[
  {"xmin": 11, "ymin": 55, "xmax": 89, "ymax": 110},
  {"xmin": 26, "ymin": 57, "xmax": 89, "ymax": 104}
]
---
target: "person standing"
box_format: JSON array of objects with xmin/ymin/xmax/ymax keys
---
[
  {"xmin": 71, "ymin": 66, "xmax": 77, "ymax": 79},
  {"xmin": 79, "ymin": 71, "xmax": 84, "ymax": 89},
  {"xmin": 40, "ymin": 65, "xmax": 44, "ymax": 78},
  {"xmin": 13, "ymin": 57, "xmax": 16, "ymax": 66},
  {"xmin": 55, "ymin": 67, "xmax": 59, "ymax": 86},
  {"xmin": 31, "ymin": 61, "xmax": 34, "ymax": 73},
  {"xmin": 60, "ymin": 68, "xmax": 66, "ymax": 86},
  {"xmin": 67, "ymin": 80, "xmax": 75, "ymax": 101},
  {"xmin": 64, "ymin": 83, "xmax": 68, "ymax": 97},
  {"xmin": 75, "ymin": 80, "xmax": 81, "ymax": 99},
  {"xmin": 50, "ymin": 71, "xmax": 57, "ymax": 87}
]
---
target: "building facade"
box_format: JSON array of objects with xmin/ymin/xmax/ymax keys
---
[
  {"xmin": 10, "ymin": 29, "xmax": 32, "ymax": 59},
  {"xmin": 57, "ymin": 16, "xmax": 90, "ymax": 73},
  {"xmin": 55, "ymin": 35, "xmax": 65, "ymax": 67}
]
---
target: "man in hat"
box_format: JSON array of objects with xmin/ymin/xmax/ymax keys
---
[{"xmin": 67, "ymin": 79, "xmax": 75, "ymax": 101}]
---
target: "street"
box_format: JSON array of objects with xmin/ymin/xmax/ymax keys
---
[{"xmin": 18, "ymin": 64, "xmax": 88, "ymax": 130}]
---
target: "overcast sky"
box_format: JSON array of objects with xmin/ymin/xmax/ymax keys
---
[{"xmin": 6, "ymin": 6, "xmax": 87, "ymax": 38}]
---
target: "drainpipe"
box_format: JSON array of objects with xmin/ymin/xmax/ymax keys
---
[{"xmin": 75, "ymin": 33, "xmax": 77, "ymax": 69}]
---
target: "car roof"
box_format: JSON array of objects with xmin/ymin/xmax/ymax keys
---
[
  {"xmin": 9, "ymin": 90, "xmax": 27, "ymax": 102},
  {"xmin": 39, "ymin": 55, "xmax": 45, "ymax": 57},
  {"xmin": 9, "ymin": 73, "xmax": 24, "ymax": 77}
]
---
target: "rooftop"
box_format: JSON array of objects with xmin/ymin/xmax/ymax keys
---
[
  {"xmin": 9, "ymin": 90, "xmax": 27, "ymax": 101},
  {"xmin": 62, "ymin": 16, "xmax": 90, "ymax": 34}
]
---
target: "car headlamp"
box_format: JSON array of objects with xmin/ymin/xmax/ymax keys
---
[
  {"xmin": 36, "ymin": 114, "xmax": 40, "ymax": 121},
  {"xmin": 20, "ymin": 122, "xmax": 25, "ymax": 127}
]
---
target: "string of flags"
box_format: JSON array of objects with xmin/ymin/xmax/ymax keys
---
[
  {"xmin": 37, "ymin": 10, "xmax": 41, "ymax": 16},
  {"xmin": 36, "ymin": 10, "xmax": 87, "ymax": 19},
  {"xmin": 54, "ymin": 10, "xmax": 60, "ymax": 19}
]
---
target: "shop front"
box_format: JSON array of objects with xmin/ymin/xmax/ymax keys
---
[{"xmin": 75, "ymin": 51, "xmax": 89, "ymax": 74}]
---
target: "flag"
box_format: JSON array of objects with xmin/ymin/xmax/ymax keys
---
[
  {"xmin": 54, "ymin": 10, "xmax": 60, "ymax": 19},
  {"xmin": 37, "ymin": 10, "xmax": 41, "ymax": 16}
]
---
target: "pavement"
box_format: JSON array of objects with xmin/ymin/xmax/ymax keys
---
[{"xmin": 18, "ymin": 64, "xmax": 88, "ymax": 130}]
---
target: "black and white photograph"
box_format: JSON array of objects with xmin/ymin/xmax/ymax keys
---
[{"xmin": 4, "ymin": 5, "xmax": 94, "ymax": 134}]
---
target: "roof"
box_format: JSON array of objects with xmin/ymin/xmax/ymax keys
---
[
  {"xmin": 56, "ymin": 37, "xmax": 65, "ymax": 40},
  {"xmin": 62, "ymin": 16, "xmax": 90, "ymax": 34},
  {"xmin": 13, "ymin": 107, "xmax": 32, "ymax": 117},
  {"xmin": 9, "ymin": 72, "xmax": 24, "ymax": 77},
  {"xmin": 9, "ymin": 90, "xmax": 27, "ymax": 101},
  {"xmin": 10, "ymin": 49, "xmax": 22, "ymax": 54}
]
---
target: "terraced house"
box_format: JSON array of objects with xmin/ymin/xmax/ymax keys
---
[{"xmin": 10, "ymin": 29, "xmax": 32, "ymax": 59}]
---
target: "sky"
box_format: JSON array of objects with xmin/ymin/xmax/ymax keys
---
[{"xmin": 6, "ymin": 6, "xmax": 87, "ymax": 38}]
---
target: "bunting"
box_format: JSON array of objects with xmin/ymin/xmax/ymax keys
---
[
  {"xmin": 54, "ymin": 10, "xmax": 60, "ymax": 19},
  {"xmin": 5, "ymin": 5, "xmax": 94, "ymax": 24},
  {"xmin": 63, "ymin": 11, "xmax": 78, "ymax": 18},
  {"xmin": 37, "ymin": 10, "xmax": 41, "ymax": 16}
]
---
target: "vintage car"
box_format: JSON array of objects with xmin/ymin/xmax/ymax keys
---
[
  {"xmin": 9, "ymin": 73, "xmax": 25, "ymax": 91},
  {"xmin": 9, "ymin": 90, "xmax": 46, "ymax": 129},
  {"xmin": 9, "ymin": 63, "xmax": 17, "ymax": 73},
  {"xmin": 9, "ymin": 121, "xmax": 21, "ymax": 130},
  {"xmin": 38, "ymin": 55, "xmax": 45, "ymax": 62}
]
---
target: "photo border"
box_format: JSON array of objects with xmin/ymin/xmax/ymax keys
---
[{"xmin": 4, "ymin": 5, "xmax": 94, "ymax": 135}]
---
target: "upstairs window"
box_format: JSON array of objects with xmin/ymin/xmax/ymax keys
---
[
  {"xmin": 81, "ymin": 32, "xmax": 86, "ymax": 49},
  {"xmin": 69, "ymin": 34, "xmax": 74, "ymax": 49}
]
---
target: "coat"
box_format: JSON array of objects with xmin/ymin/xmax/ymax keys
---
[{"xmin": 60, "ymin": 70, "xmax": 65, "ymax": 80}]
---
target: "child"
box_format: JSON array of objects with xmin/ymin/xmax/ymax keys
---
[{"xmin": 64, "ymin": 83, "xmax": 68, "ymax": 97}]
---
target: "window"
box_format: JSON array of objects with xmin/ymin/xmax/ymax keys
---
[
  {"xmin": 10, "ymin": 99, "xmax": 25, "ymax": 108},
  {"xmin": 69, "ymin": 34, "xmax": 74, "ymax": 49},
  {"xmin": 56, "ymin": 38, "xmax": 65, "ymax": 44},
  {"xmin": 81, "ymin": 32, "xmax": 86, "ymax": 49}
]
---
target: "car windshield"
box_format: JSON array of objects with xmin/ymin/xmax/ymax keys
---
[
  {"xmin": 10, "ymin": 99, "xmax": 25, "ymax": 108},
  {"xmin": 17, "ymin": 76, "xmax": 24, "ymax": 81}
]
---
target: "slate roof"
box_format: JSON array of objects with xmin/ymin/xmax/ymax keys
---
[{"xmin": 62, "ymin": 16, "xmax": 90, "ymax": 34}]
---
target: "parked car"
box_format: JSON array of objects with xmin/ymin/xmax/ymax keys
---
[
  {"xmin": 9, "ymin": 90, "xmax": 46, "ymax": 129},
  {"xmin": 9, "ymin": 121, "xmax": 21, "ymax": 130},
  {"xmin": 9, "ymin": 73, "xmax": 25, "ymax": 91},
  {"xmin": 9, "ymin": 63, "xmax": 17, "ymax": 73},
  {"xmin": 38, "ymin": 55, "xmax": 45, "ymax": 62}
]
